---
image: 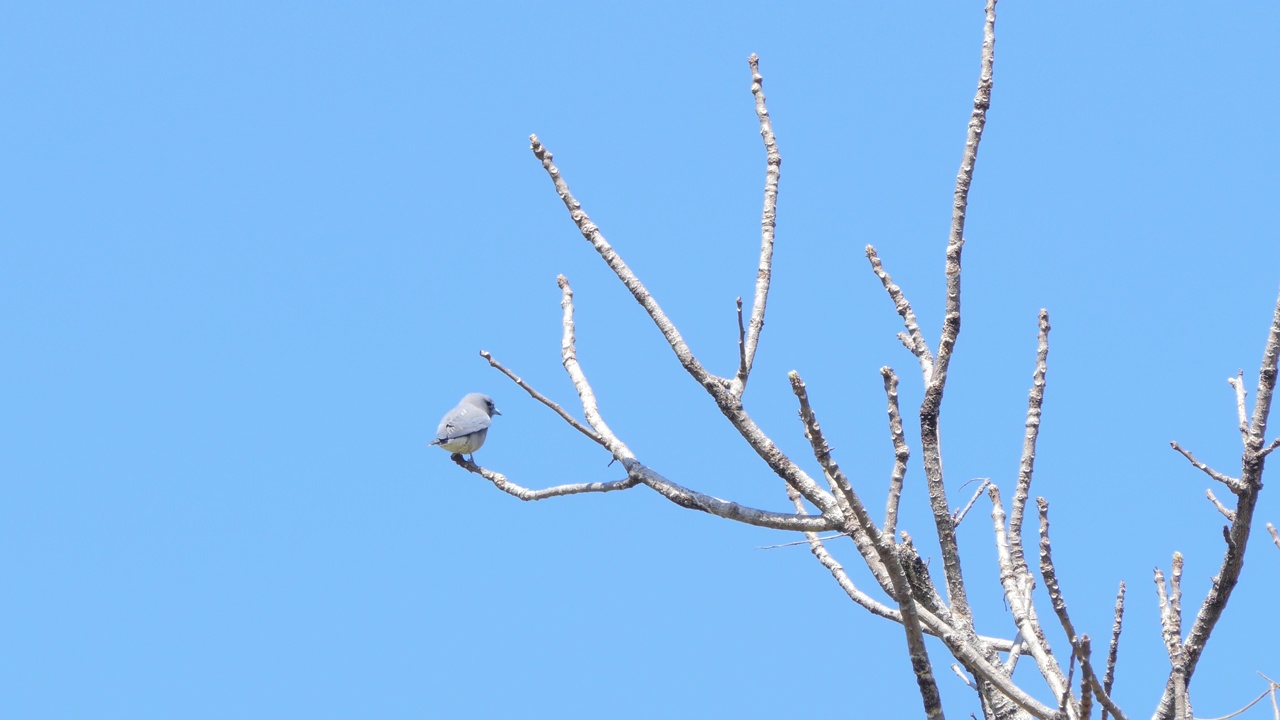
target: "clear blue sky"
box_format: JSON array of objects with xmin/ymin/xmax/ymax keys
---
[{"xmin": 4, "ymin": 2, "xmax": 1279, "ymax": 718}]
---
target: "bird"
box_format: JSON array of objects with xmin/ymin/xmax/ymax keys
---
[{"xmin": 429, "ymin": 393, "xmax": 501, "ymax": 461}]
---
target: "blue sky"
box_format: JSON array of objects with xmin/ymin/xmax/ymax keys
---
[{"xmin": 4, "ymin": 2, "xmax": 1280, "ymax": 718}]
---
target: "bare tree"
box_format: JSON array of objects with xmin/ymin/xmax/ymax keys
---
[{"xmin": 445, "ymin": 2, "xmax": 1280, "ymax": 718}]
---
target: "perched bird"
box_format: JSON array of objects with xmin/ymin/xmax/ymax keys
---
[{"xmin": 429, "ymin": 393, "xmax": 501, "ymax": 461}]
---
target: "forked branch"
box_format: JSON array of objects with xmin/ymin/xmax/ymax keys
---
[
  {"xmin": 731, "ymin": 54, "xmax": 781, "ymax": 398},
  {"xmin": 1154, "ymin": 285, "xmax": 1280, "ymax": 718}
]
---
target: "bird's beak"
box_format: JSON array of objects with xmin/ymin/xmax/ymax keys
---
[{"xmin": 493, "ymin": 408, "xmax": 503, "ymax": 416}]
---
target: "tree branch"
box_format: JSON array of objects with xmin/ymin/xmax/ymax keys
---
[
  {"xmin": 452, "ymin": 454, "xmax": 835, "ymax": 531},
  {"xmin": 866, "ymin": 246, "xmax": 934, "ymax": 379},
  {"xmin": 1169, "ymin": 442, "xmax": 1245, "ymax": 494},
  {"xmin": 530, "ymin": 135, "xmax": 844, "ymax": 521},
  {"xmin": 989, "ymin": 485, "xmax": 1070, "ymax": 706},
  {"xmin": 1228, "ymin": 370, "xmax": 1248, "ymax": 444},
  {"xmin": 881, "ymin": 367, "xmax": 911, "ymax": 537},
  {"xmin": 555, "ymin": 275, "xmax": 621, "ymax": 449},
  {"xmin": 1010, "ymin": 310, "xmax": 1051, "ymax": 573},
  {"xmin": 1205, "ymin": 488, "xmax": 1235, "ymax": 522},
  {"xmin": 1099, "ymin": 582, "xmax": 1126, "ymax": 720},
  {"xmin": 481, "ymin": 348, "xmax": 603, "ymax": 447},
  {"xmin": 1038, "ymin": 497, "xmax": 1128, "ymax": 720},
  {"xmin": 529, "ymin": 135, "xmax": 721, "ymax": 391},
  {"xmin": 1079, "ymin": 636, "xmax": 1128, "ymax": 720},
  {"xmin": 731, "ymin": 54, "xmax": 781, "ymax": 399},
  {"xmin": 1155, "ymin": 556, "xmax": 1190, "ymax": 720},
  {"xmin": 1155, "ymin": 285, "xmax": 1280, "ymax": 718},
  {"xmin": 477, "ymin": 277, "xmax": 839, "ymax": 532},
  {"xmin": 952, "ymin": 478, "xmax": 992, "ymax": 527},
  {"xmin": 788, "ymin": 372, "xmax": 947, "ymax": 719}
]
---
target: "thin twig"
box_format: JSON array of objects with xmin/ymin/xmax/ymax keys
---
[
  {"xmin": 1080, "ymin": 653, "xmax": 1094, "ymax": 720},
  {"xmin": 755, "ymin": 534, "xmax": 844, "ymax": 550},
  {"xmin": 951, "ymin": 664, "xmax": 976, "ymax": 690},
  {"xmin": 1079, "ymin": 636, "xmax": 1127, "ymax": 720},
  {"xmin": 1263, "ymin": 672, "xmax": 1280, "ymax": 720},
  {"xmin": 481, "ymin": 349, "xmax": 603, "ymax": 446},
  {"xmin": 1010, "ymin": 310, "xmax": 1052, "ymax": 573},
  {"xmin": 1099, "ymin": 581, "xmax": 1125, "ymax": 720},
  {"xmin": 789, "ymin": 371, "xmax": 893, "ymax": 590},
  {"xmin": 1229, "ymin": 370, "xmax": 1248, "ymax": 443},
  {"xmin": 1262, "ymin": 437, "xmax": 1280, "ymax": 458},
  {"xmin": 1154, "ymin": 562, "xmax": 1179, "ymax": 659},
  {"xmin": 451, "ymin": 454, "xmax": 836, "ymax": 531},
  {"xmin": 866, "ymin": 246, "xmax": 934, "ymax": 379},
  {"xmin": 882, "ymin": 367, "xmax": 910, "ymax": 537},
  {"xmin": 1003, "ymin": 630, "xmax": 1023, "ymax": 674},
  {"xmin": 1197, "ymin": 688, "xmax": 1273, "ymax": 720},
  {"xmin": 953, "ymin": 478, "xmax": 992, "ymax": 526},
  {"xmin": 530, "ymin": 136, "xmax": 717, "ymax": 386},
  {"xmin": 1169, "ymin": 441, "xmax": 1245, "ymax": 494},
  {"xmin": 731, "ymin": 54, "xmax": 781, "ymax": 398},
  {"xmin": 1205, "ymin": 488, "xmax": 1236, "ymax": 522},
  {"xmin": 557, "ymin": 275, "xmax": 627, "ymax": 454},
  {"xmin": 1059, "ymin": 651, "xmax": 1076, "ymax": 717},
  {"xmin": 735, "ymin": 297, "xmax": 747, "ymax": 385}
]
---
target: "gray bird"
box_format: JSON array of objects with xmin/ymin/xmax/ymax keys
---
[{"xmin": 429, "ymin": 393, "xmax": 501, "ymax": 461}]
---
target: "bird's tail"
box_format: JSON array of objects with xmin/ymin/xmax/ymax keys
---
[{"xmin": 428, "ymin": 438, "xmax": 443, "ymax": 446}]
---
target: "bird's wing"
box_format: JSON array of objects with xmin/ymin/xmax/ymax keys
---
[{"xmin": 435, "ymin": 404, "xmax": 492, "ymax": 440}]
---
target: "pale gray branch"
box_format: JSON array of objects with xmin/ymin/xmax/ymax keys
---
[
  {"xmin": 866, "ymin": 245, "xmax": 934, "ymax": 379},
  {"xmin": 1100, "ymin": 582, "xmax": 1126, "ymax": 720},
  {"xmin": 481, "ymin": 349, "xmax": 603, "ymax": 447},
  {"xmin": 1196, "ymin": 686, "xmax": 1273, "ymax": 720},
  {"xmin": 953, "ymin": 478, "xmax": 992, "ymax": 526},
  {"xmin": 530, "ymin": 134, "xmax": 843, "ymax": 521},
  {"xmin": 1205, "ymin": 489, "xmax": 1235, "ymax": 522},
  {"xmin": 452, "ymin": 458, "xmax": 637, "ymax": 499},
  {"xmin": 555, "ymin": 275, "xmax": 623, "ymax": 451},
  {"xmin": 1229, "ymin": 371, "xmax": 1248, "ymax": 444},
  {"xmin": 1080, "ymin": 636, "xmax": 1128, "ymax": 720},
  {"xmin": 911, "ymin": 1, "xmax": 999, "ymax": 628},
  {"xmin": 452, "ymin": 453, "xmax": 838, "ymax": 531},
  {"xmin": 788, "ymin": 371, "xmax": 946, "ymax": 719},
  {"xmin": 881, "ymin": 367, "xmax": 911, "ymax": 538},
  {"xmin": 476, "ymin": 277, "xmax": 837, "ymax": 533},
  {"xmin": 625, "ymin": 460, "xmax": 839, "ymax": 531},
  {"xmin": 1038, "ymin": 497, "xmax": 1124, "ymax": 720},
  {"xmin": 989, "ymin": 485, "xmax": 1070, "ymax": 705},
  {"xmin": 1010, "ymin": 310, "xmax": 1052, "ymax": 574},
  {"xmin": 1156, "ymin": 286, "xmax": 1280, "ymax": 718},
  {"xmin": 735, "ymin": 297, "xmax": 747, "ymax": 385},
  {"xmin": 781, "ymin": 484, "xmax": 1019, "ymax": 653},
  {"xmin": 788, "ymin": 372, "xmax": 894, "ymax": 591},
  {"xmin": 731, "ymin": 54, "xmax": 780, "ymax": 399},
  {"xmin": 529, "ymin": 135, "xmax": 720, "ymax": 389},
  {"xmin": 1155, "ymin": 555, "xmax": 1190, "ymax": 720},
  {"xmin": 1170, "ymin": 442, "xmax": 1245, "ymax": 494}
]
